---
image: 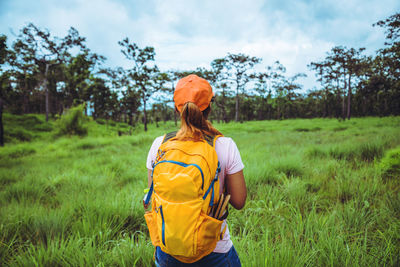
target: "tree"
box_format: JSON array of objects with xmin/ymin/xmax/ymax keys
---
[
  {"xmin": 11, "ymin": 23, "xmax": 87, "ymax": 121},
  {"xmin": 0, "ymin": 97, "xmax": 3, "ymax": 146},
  {"xmin": 63, "ymin": 52, "xmax": 105, "ymax": 110},
  {"xmin": 162, "ymin": 71, "xmax": 181, "ymax": 125},
  {"xmin": 0, "ymin": 34, "xmax": 12, "ymax": 146},
  {"xmin": 210, "ymin": 59, "xmax": 231, "ymax": 122},
  {"xmin": 218, "ymin": 53, "xmax": 261, "ymax": 122},
  {"xmin": 255, "ymin": 61, "xmax": 286, "ymax": 119},
  {"xmin": 121, "ymin": 88, "xmax": 141, "ymax": 125},
  {"xmin": 343, "ymin": 47, "xmax": 366, "ymax": 119},
  {"xmin": 372, "ymin": 13, "xmax": 400, "ymax": 115},
  {"xmin": 308, "ymin": 60, "xmax": 336, "ymax": 117},
  {"xmin": 119, "ymin": 38, "xmax": 161, "ymax": 131},
  {"xmin": 310, "ymin": 46, "xmax": 365, "ymax": 120},
  {"xmin": 374, "ymin": 12, "xmax": 400, "ymax": 46},
  {"xmin": 87, "ymin": 77, "xmax": 116, "ymax": 120}
]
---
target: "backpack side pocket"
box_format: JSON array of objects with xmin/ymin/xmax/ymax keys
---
[
  {"xmin": 155, "ymin": 196, "xmax": 203, "ymax": 257},
  {"xmin": 173, "ymin": 212, "xmax": 223, "ymax": 263},
  {"xmin": 144, "ymin": 211, "xmax": 160, "ymax": 247},
  {"xmin": 196, "ymin": 212, "xmax": 223, "ymax": 256}
]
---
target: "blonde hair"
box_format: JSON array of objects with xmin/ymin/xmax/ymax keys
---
[{"xmin": 176, "ymin": 102, "xmax": 222, "ymax": 141}]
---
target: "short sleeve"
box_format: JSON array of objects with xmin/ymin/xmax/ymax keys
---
[
  {"xmin": 225, "ymin": 138, "xmax": 244, "ymax": 175},
  {"xmin": 146, "ymin": 136, "xmax": 164, "ymax": 170}
]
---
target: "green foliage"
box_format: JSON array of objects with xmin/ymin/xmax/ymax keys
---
[
  {"xmin": 0, "ymin": 144, "xmax": 36, "ymax": 159},
  {"xmin": 3, "ymin": 14, "xmax": 400, "ymax": 127},
  {"xmin": 293, "ymin": 126, "xmax": 321, "ymax": 132},
  {"xmin": 54, "ymin": 104, "xmax": 88, "ymax": 137},
  {"xmin": 272, "ymin": 157, "xmax": 303, "ymax": 177},
  {"xmin": 1, "ymin": 117, "xmax": 400, "ymax": 265},
  {"xmin": 6, "ymin": 127, "xmax": 33, "ymax": 142},
  {"xmin": 359, "ymin": 142, "xmax": 384, "ymax": 161},
  {"xmin": 332, "ymin": 126, "xmax": 348, "ymax": 132},
  {"xmin": 3, "ymin": 113, "xmax": 53, "ymax": 143},
  {"xmin": 306, "ymin": 142, "xmax": 385, "ymax": 163},
  {"xmin": 305, "ymin": 146, "xmax": 327, "ymax": 159},
  {"xmin": 380, "ymin": 146, "xmax": 400, "ymax": 179},
  {"xmin": 328, "ymin": 141, "xmax": 385, "ymax": 162},
  {"xmin": 95, "ymin": 118, "xmax": 106, "ymax": 125}
]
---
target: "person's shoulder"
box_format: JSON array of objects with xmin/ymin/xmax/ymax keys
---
[
  {"xmin": 215, "ymin": 136, "xmax": 237, "ymax": 148},
  {"xmin": 154, "ymin": 135, "xmax": 164, "ymax": 142},
  {"xmin": 150, "ymin": 135, "xmax": 164, "ymax": 148},
  {"xmin": 216, "ymin": 136, "xmax": 233, "ymax": 143}
]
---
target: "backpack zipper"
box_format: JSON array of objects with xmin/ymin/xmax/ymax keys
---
[
  {"xmin": 153, "ymin": 160, "xmax": 205, "ymax": 190},
  {"xmin": 165, "ymin": 147, "xmax": 213, "ymax": 178},
  {"xmin": 159, "ymin": 205, "xmax": 166, "ymax": 246}
]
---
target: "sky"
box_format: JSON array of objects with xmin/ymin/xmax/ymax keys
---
[{"xmin": 0, "ymin": 0, "xmax": 399, "ymax": 91}]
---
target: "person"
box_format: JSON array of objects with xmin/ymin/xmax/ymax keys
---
[{"xmin": 145, "ymin": 74, "xmax": 247, "ymax": 266}]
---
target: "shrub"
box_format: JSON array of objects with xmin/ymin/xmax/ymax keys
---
[
  {"xmin": 96, "ymin": 119, "xmax": 106, "ymax": 125},
  {"xmin": 305, "ymin": 146, "xmax": 327, "ymax": 159},
  {"xmin": 0, "ymin": 145, "xmax": 36, "ymax": 159},
  {"xmin": 359, "ymin": 142, "xmax": 384, "ymax": 161},
  {"xmin": 294, "ymin": 127, "xmax": 310, "ymax": 132},
  {"xmin": 273, "ymin": 158, "xmax": 303, "ymax": 177},
  {"xmin": 118, "ymin": 123, "xmax": 129, "ymax": 129},
  {"xmin": 33, "ymin": 123, "xmax": 53, "ymax": 132},
  {"xmin": 15, "ymin": 114, "xmax": 43, "ymax": 126},
  {"xmin": 333, "ymin": 126, "xmax": 347, "ymax": 132},
  {"xmin": 3, "ymin": 114, "xmax": 52, "ymax": 143},
  {"xmin": 328, "ymin": 146, "xmax": 356, "ymax": 161},
  {"xmin": 54, "ymin": 104, "xmax": 88, "ymax": 137},
  {"xmin": 7, "ymin": 127, "xmax": 33, "ymax": 141},
  {"xmin": 328, "ymin": 141, "xmax": 384, "ymax": 162},
  {"xmin": 380, "ymin": 146, "xmax": 400, "ymax": 180},
  {"xmin": 75, "ymin": 139, "xmax": 108, "ymax": 150}
]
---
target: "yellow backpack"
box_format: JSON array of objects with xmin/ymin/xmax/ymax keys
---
[{"xmin": 144, "ymin": 132, "xmax": 225, "ymax": 263}]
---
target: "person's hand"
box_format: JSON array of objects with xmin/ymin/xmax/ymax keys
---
[
  {"xmin": 143, "ymin": 189, "xmax": 150, "ymax": 210},
  {"xmin": 143, "ymin": 200, "xmax": 149, "ymax": 210}
]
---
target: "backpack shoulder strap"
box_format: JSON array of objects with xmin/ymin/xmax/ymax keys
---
[
  {"xmin": 203, "ymin": 134, "xmax": 223, "ymax": 147},
  {"xmin": 162, "ymin": 131, "xmax": 178, "ymax": 144},
  {"xmin": 205, "ymin": 134, "xmax": 222, "ymax": 148},
  {"xmin": 163, "ymin": 131, "xmax": 223, "ymax": 147},
  {"xmin": 212, "ymin": 134, "xmax": 223, "ymax": 148},
  {"xmin": 203, "ymin": 134, "xmax": 214, "ymax": 147}
]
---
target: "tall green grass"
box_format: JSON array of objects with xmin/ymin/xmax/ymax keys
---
[{"xmin": 1, "ymin": 116, "xmax": 400, "ymax": 266}]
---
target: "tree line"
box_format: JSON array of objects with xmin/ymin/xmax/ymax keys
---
[{"xmin": 0, "ymin": 13, "xmax": 399, "ymax": 134}]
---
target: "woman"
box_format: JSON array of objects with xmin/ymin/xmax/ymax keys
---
[{"xmin": 146, "ymin": 74, "xmax": 247, "ymax": 266}]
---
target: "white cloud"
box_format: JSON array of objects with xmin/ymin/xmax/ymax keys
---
[{"xmin": 1, "ymin": 0, "xmax": 399, "ymax": 91}]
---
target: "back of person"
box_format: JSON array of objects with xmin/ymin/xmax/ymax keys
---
[{"xmin": 144, "ymin": 74, "xmax": 247, "ymax": 266}]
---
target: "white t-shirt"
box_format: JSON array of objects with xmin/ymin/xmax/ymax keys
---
[{"xmin": 146, "ymin": 135, "xmax": 245, "ymax": 253}]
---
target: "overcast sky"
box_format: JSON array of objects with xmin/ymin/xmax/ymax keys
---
[{"xmin": 1, "ymin": 0, "xmax": 399, "ymax": 90}]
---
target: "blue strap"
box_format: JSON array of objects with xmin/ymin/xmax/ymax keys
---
[
  {"xmin": 210, "ymin": 182, "xmax": 215, "ymax": 207},
  {"xmin": 153, "ymin": 160, "xmax": 205, "ymax": 190},
  {"xmin": 160, "ymin": 206, "xmax": 166, "ymax": 245},
  {"xmin": 203, "ymin": 162, "xmax": 221, "ymax": 204},
  {"xmin": 144, "ymin": 161, "xmax": 159, "ymax": 205},
  {"xmin": 144, "ymin": 181, "xmax": 153, "ymax": 205}
]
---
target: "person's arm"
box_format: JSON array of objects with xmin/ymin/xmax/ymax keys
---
[
  {"xmin": 144, "ymin": 136, "xmax": 163, "ymax": 209},
  {"xmin": 147, "ymin": 169, "xmax": 152, "ymax": 187},
  {"xmin": 146, "ymin": 136, "xmax": 163, "ymax": 188},
  {"xmin": 143, "ymin": 169, "xmax": 153, "ymax": 209},
  {"xmin": 225, "ymin": 170, "xmax": 247, "ymax": 210}
]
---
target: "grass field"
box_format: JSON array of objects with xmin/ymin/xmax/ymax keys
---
[{"xmin": 1, "ymin": 114, "xmax": 400, "ymax": 266}]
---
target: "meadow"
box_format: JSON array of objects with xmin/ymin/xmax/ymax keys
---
[{"xmin": 0, "ymin": 114, "xmax": 400, "ymax": 266}]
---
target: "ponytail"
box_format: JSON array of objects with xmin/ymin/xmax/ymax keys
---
[{"xmin": 176, "ymin": 102, "xmax": 222, "ymax": 141}]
